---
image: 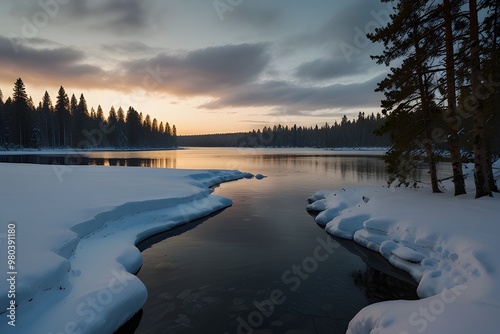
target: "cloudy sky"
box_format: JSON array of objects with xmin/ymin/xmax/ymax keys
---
[{"xmin": 0, "ymin": 0, "xmax": 394, "ymax": 135}]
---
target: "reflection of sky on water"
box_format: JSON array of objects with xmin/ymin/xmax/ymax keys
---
[
  {"xmin": 2, "ymin": 148, "xmax": 425, "ymax": 334},
  {"xmin": 0, "ymin": 148, "xmax": 452, "ymax": 186}
]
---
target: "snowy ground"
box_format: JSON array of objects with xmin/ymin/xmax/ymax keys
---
[
  {"xmin": 0, "ymin": 163, "xmax": 250, "ymax": 333},
  {"xmin": 307, "ymin": 162, "xmax": 500, "ymax": 333}
]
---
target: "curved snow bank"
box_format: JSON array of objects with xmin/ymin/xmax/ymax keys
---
[
  {"xmin": 308, "ymin": 184, "xmax": 500, "ymax": 333},
  {"xmin": 0, "ymin": 164, "xmax": 250, "ymax": 333}
]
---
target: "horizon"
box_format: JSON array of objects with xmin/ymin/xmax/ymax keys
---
[{"xmin": 0, "ymin": 0, "xmax": 391, "ymax": 135}]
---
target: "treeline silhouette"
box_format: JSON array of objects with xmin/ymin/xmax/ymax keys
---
[
  {"xmin": 0, "ymin": 78, "xmax": 177, "ymax": 149},
  {"xmin": 178, "ymin": 112, "xmax": 390, "ymax": 148}
]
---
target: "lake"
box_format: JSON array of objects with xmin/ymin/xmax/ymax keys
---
[{"xmin": 1, "ymin": 148, "xmax": 425, "ymax": 334}]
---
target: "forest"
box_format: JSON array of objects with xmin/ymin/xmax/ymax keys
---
[
  {"xmin": 1, "ymin": 1, "xmax": 499, "ymax": 200},
  {"xmin": 369, "ymin": 0, "xmax": 499, "ymax": 198},
  {"xmin": 0, "ymin": 78, "xmax": 177, "ymax": 149},
  {"xmin": 178, "ymin": 112, "xmax": 390, "ymax": 148}
]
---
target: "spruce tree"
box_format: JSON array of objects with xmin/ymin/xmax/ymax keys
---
[
  {"xmin": 55, "ymin": 86, "xmax": 70, "ymax": 147},
  {"xmin": 368, "ymin": 1, "xmax": 444, "ymax": 192},
  {"xmin": 41, "ymin": 91, "xmax": 54, "ymax": 147},
  {"xmin": 12, "ymin": 78, "xmax": 33, "ymax": 147},
  {"xmin": 106, "ymin": 106, "xmax": 118, "ymax": 147},
  {"xmin": 126, "ymin": 107, "xmax": 141, "ymax": 147},
  {"xmin": 116, "ymin": 107, "xmax": 127, "ymax": 147},
  {"xmin": 172, "ymin": 125, "xmax": 177, "ymax": 147},
  {"xmin": 72, "ymin": 93, "xmax": 89, "ymax": 145},
  {"xmin": 0, "ymin": 89, "xmax": 4, "ymax": 146}
]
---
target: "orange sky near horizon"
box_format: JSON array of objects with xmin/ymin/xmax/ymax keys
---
[{"xmin": 0, "ymin": 0, "xmax": 391, "ymax": 135}]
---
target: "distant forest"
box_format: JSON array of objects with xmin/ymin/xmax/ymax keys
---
[
  {"xmin": 178, "ymin": 112, "xmax": 390, "ymax": 148},
  {"xmin": 0, "ymin": 78, "xmax": 177, "ymax": 149}
]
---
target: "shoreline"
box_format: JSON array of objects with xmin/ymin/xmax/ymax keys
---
[
  {"xmin": 114, "ymin": 208, "xmax": 227, "ymax": 333},
  {"xmin": 307, "ymin": 164, "xmax": 500, "ymax": 333},
  {"xmin": 0, "ymin": 164, "xmax": 251, "ymax": 334}
]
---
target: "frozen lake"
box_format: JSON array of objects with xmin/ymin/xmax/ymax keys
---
[{"xmin": 1, "ymin": 148, "xmax": 422, "ymax": 333}]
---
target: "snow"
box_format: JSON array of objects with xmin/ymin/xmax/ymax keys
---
[
  {"xmin": 308, "ymin": 162, "xmax": 500, "ymax": 333},
  {"xmin": 323, "ymin": 147, "xmax": 389, "ymax": 152},
  {"xmin": 0, "ymin": 163, "xmax": 251, "ymax": 333}
]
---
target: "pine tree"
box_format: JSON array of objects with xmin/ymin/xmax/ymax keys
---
[
  {"xmin": 41, "ymin": 91, "xmax": 54, "ymax": 147},
  {"xmin": 55, "ymin": 86, "xmax": 70, "ymax": 147},
  {"xmin": 71, "ymin": 93, "xmax": 90, "ymax": 145},
  {"xmin": 152, "ymin": 118, "xmax": 158, "ymax": 134},
  {"xmin": 106, "ymin": 106, "xmax": 118, "ymax": 147},
  {"xmin": 152, "ymin": 118, "xmax": 159, "ymax": 147},
  {"xmin": 144, "ymin": 114, "xmax": 152, "ymax": 146},
  {"xmin": 172, "ymin": 125, "xmax": 177, "ymax": 147},
  {"xmin": 108, "ymin": 106, "xmax": 118, "ymax": 125},
  {"xmin": 0, "ymin": 89, "xmax": 5, "ymax": 146},
  {"xmin": 1, "ymin": 80, "xmax": 178, "ymax": 149},
  {"xmin": 165, "ymin": 122, "xmax": 171, "ymax": 136},
  {"xmin": 116, "ymin": 107, "xmax": 127, "ymax": 147},
  {"xmin": 126, "ymin": 107, "xmax": 141, "ymax": 147},
  {"xmin": 368, "ymin": 1, "xmax": 444, "ymax": 192},
  {"xmin": 11, "ymin": 78, "xmax": 33, "ymax": 147},
  {"xmin": 95, "ymin": 105, "xmax": 105, "ymax": 136}
]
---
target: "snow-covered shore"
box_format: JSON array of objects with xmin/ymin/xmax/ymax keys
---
[
  {"xmin": 0, "ymin": 163, "xmax": 250, "ymax": 333},
  {"xmin": 307, "ymin": 164, "xmax": 500, "ymax": 333}
]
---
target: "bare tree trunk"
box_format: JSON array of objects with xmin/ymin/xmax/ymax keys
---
[
  {"xmin": 443, "ymin": 0, "xmax": 467, "ymax": 195},
  {"xmin": 470, "ymin": 0, "xmax": 492, "ymax": 198},
  {"xmin": 421, "ymin": 82, "xmax": 441, "ymax": 194},
  {"xmin": 486, "ymin": 153, "xmax": 499, "ymax": 191},
  {"xmin": 414, "ymin": 28, "xmax": 441, "ymax": 193},
  {"xmin": 486, "ymin": 1, "xmax": 500, "ymax": 192}
]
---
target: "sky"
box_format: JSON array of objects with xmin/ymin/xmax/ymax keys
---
[{"xmin": 0, "ymin": 0, "xmax": 394, "ymax": 135}]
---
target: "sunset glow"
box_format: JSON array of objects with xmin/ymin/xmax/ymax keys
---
[{"xmin": 0, "ymin": 0, "xmax": 389, "ymax": 134}]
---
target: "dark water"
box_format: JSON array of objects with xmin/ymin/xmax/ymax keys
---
[{"xmin": 1, "ymin": 148, "xmax": 422, "ymax": 334}]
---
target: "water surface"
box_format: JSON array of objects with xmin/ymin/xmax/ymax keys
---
[
  {"xmin": 114, "ymin": 148, "xmax": 419, "ymax": 334},
  {"xmin": 2, "ymin": 148, "xmax": 425, "ymax": 334}
]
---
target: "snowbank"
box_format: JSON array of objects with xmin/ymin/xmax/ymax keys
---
[
  {"xmin": 0, "ymin": 163, "xmax": 250, "ymax": 333},
  {"xmin": 307, "ymin": 165, "xmax": 500, "ymax": 333}
]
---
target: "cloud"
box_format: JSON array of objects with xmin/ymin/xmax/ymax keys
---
[
  {"xmin": 66, "ymin": 0, "xmax": 151, "ymax": 35},
  {"xmin": 280, "ymin": 0, "xmax": 393, "ymax": 82},
  {"xmin": 101, "ymin": 41, "xmax": 164, "ymax": 55},
  {"xmin": 13, "ymin": 0, "xmax": 156, "ymax": 35},
  {"xmin": 298, "ymin": 0, "xmax": 394, "ymax": 50},
  {"xmin": 0, "ymin": 38, "xmax": 272, "ymax": 96},
  {"xmin": 99, "ymin": 0, "xmax": 148, "ymax": 31},
  {"xmin": 294, "ymin": 57, "xmax": 375, "ymax": 81},
  {"xmin": 0, "ymin": 33, "xmax": 383, "ymax": 114},
  {"xmin": 199, "ymin": 74, "xmax": 385, "ymax": 113},
  {"xmin": 221, "ymin": 4, "xmax": 283, "ymax": 31},
  {"xmin": 0, "ymin": 36, "xmax": 109, "ymax": 88},
  {"xmin": 120, "ymin": 43, "xmax": 271, "ymax": 96}
]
